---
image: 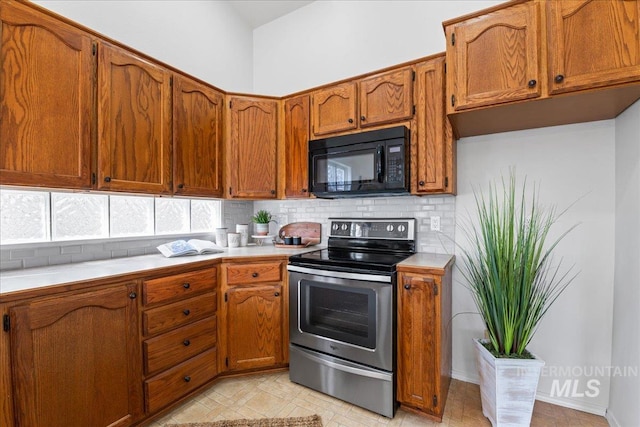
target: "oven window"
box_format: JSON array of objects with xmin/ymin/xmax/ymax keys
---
[
  {"xmin": 299, "ymin": 280, "xmax": 376, "ymax": 349},
  {"xmin": 314, "ymin": 152, "xmax": 375, "ymax": 192}
]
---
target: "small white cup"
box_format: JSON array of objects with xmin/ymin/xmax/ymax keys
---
[
  {"xmin": 228, "ymin": 232, "xmax": 241, "ymax": 248},
  {"xmin": 215, "ymin": 228, "xmax": 228, "ymax": 247},
  {"xmin": 236, "ymin": 224, "xmax": 249, "ymax": 246}
]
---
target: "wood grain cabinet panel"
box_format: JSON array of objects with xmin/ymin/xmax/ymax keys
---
[
  {"xmin": 546, "ymin": 0, "xmax": 640, "ymax": 94},
  {"xmin": 8, "ymin": 283, "xmax": 143, "ymax": 427},
  {"xmin": 173, "ymin": 74, "xmax": 224, "ymax": 196},
  {"xmin": 359, "ymin": 68, "xmax": 414, "ymax": 127},
  {"xmin": 142, "ymin": 268, "xmax": 217, "ymax": 306},
  {"xmin": 413, "ymin": 56, "xmax": 455, "ymax": 195},
  {"xmin": 311, "ymin": 82, "xmax": 358, "ymax": 136},
  {"xmin": 0, "ymin": 1, "xmax": 93, "ymax": 189},
  {"xmin": 97, "ymin": 42, "xmax": 172, "ymax": 194},
  {"xmin": 226, "ymin": 261, "xmax": 282, "ymax": 285},
  {"xmin": 143, "ymin": 292, "xmax": 217, "ymax": 336},
  {"xmin": 446, "ymin": 1, "xmax": 541, "ymax": 112},
  {"xmin": 397, "ymin": 267, "xmax": 452, "ymax": 421},
  {"xmin": 225, "ymin": 284, "xmax": 284, "ymax": 371},
  {"xmin": 144, "ymin": 347, "xmax": 217, "ymax": 414},
  {"xmin": 283, "ymin": 95, "xmax": 310, "ymax": 198},
  {"xmin": 227, "ymin": 96, "xmax": 278, "ymax": 198}
]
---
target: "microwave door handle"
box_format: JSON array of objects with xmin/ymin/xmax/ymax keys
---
[{"xmin": 376, "ymin": 146, "xmax": 384, "ymax": 183}]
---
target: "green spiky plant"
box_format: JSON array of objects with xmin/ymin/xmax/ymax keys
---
[
  {"xmin": 251, "ymin": 209, "xmax": 275, "ymax": 224},
  {"xmin": 458, "ymin": 172, "xmax": 577, "ymax": 357}
]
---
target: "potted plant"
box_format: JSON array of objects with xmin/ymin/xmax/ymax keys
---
[
  {"xmin": 252, "ymin": 209, "xmax": 276, "ymax": 236},
  {"xmin": 458, "ymin": 172, "xmax": 577, "ymax": 427}
]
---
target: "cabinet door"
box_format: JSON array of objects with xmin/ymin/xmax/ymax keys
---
[
  {"xmin": 226, "ymin": 284, "xmax": 283, "ymax": 371},
  {"xmin": 311, "ymin": 82, "xmax": 357, "ymax": 136},
  {"xmin": 547, "ymin": 0, "xmax": 640, "ymax": 95},
  {"xmin": 0, "ymin": 2, "xmax": 93, "ymax": 189},
  {"xmin": 359, "ymin": 68, "xmax": 414, "ymax": 128},
  {"xmin": 97, "ymin": 42, "xmax": 172, "ymax": 193},
  {"xmin": 414, "ymin": 58, "xmax": 451, "ymax": 194},
  {"xmin": 446, "ymin": 1, "xmax": 541, "ymax": 112},
  {"xmin": 284, "ymin": 95, "xmax": 310, "ymax": 198},
  {"xmin": 9, "ymin": 284, "xmax": 143, "ymax": 427},
  {"xmin": 228, "ymin": 97, "xmax": 278, "ymax": 198},
  {"xmin": 173, "ymin": 74, "xmax": 224, "ymax": 197},
  {"xmin": 397, "ymin": 273, "xmax": 439, "ymax": 414}
]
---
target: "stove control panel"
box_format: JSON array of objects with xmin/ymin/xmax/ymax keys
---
[{"xmin": 329, "ymin": 218, "xmax": 416, "ymax": 240}]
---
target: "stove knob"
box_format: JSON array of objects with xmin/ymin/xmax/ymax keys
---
[
  {"xmin": 386, "ymin": 224, "xmax": 394, "ymax": 232},
  {"xmin": 332, "ymin": 223, "xmax": 339, "ymax": 231},
  {"xmin": 341, "ymin": 224, "xmax": 349, "ymax": 231},
  {"xmin": 398, "ymin": 225, "xmax": 406, "ymax": 233}
]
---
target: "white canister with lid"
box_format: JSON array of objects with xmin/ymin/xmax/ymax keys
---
[
  {"xmin": 215, "ymin": 228, "xmax": 228, "ymax": 247},
  {"xmin": 236, "ymin": 224, "xmax": 249, "ymax": 246}
]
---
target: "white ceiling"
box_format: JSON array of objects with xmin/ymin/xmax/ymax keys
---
[{"xmin": 228, "ymin": 0, "xmax": 314, "ymax": 29}]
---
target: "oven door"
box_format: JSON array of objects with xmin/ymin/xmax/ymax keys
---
[{"xmin": 288, "ymin": 265, "xmax": 394, "ymax": 371}]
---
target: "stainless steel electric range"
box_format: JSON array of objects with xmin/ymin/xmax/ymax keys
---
[{"xmin": 287, "ymin": 217, "xmax": 416, "ymax": 418}]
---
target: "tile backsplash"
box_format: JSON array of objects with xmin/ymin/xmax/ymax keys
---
[
  {"xmin": 1, "ymin": 196, "xmax": 454, "ymax": 272},
  {"xmin": 255, "ymin": 195, "xmax": 455, "ymax": 254}
]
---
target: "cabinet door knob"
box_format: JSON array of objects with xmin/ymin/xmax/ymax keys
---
[
  {"xmin": 419, "ymin": 180, "xmax": 425, "ymax": 186},
  {"xmin": 348, "ymin": 118, "xmax": 354, "ymax": 123},
  {"xmin": 270, "ymin": 189, "xmax": 276, "ymax": 195},
  {"xmin": 252, "ymin": 272, "xmax": 258, "ymax": 278},
  {"xmin": 555, "ymin": 74, "xmax": 565, "ymax": 83},
  {"xmin": 527, "ymin": 79, "xmax": 537, "ymax": 88},
  {"xmin": 301, "ymin": 188, "xmax": 307, "ymax": 193},
  {"xmin": 360, "ymin": 116, "xmax": 366, "ymax": 121},
  {"xmin": 183, "ymin": 309, "xmax": 191, "ymax": 316},
  {"xmin": 104, "ymin": 176, "xmax": 111, "ymax": 182},
  {"xmin": 183, "ymin": 282, "xmax": 190, "ymax": 289},
  {"xmin": 184, "ymin": 376, "xmax": 191, "ymax": 382},
  {"xmin": 128, "ymin": 292, "xmax": 137, "ymax": 299},
  {"xmin": 183, "ymin": 339, "xmax": 191, "ymax": 346},
  {"xmin": 404, "ymin": 284, "xmax": 411, "ymax": 290},
  {"xmin": 177, "ymin": 183, "xmax": 184, "ymax": 189},
  {"xmin": 274, "ymin": 292, "xmax": 280, "ymax": 297}
]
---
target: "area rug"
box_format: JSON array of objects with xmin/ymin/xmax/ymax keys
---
[{"xmin": 165, "ymin": 414, "xmax": 323, "ymax": 427}]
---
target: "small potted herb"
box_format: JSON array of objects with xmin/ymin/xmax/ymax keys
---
[{"xmin": 252, "ymin": 209, "xmax": 276, "ymax": 235}]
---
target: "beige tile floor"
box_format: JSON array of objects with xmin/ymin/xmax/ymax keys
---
[{"xmin": 149, "ymin": 371, "xmax": 609, "ymax": 427}]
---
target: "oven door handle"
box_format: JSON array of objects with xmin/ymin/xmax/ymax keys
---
[
  {"xmin": 286, "ymin": 264, "xmax": 391, "ymax": 283},
  {"xmin": 292, "ymin": 345, "xmax": 391, "ymax": 381}
]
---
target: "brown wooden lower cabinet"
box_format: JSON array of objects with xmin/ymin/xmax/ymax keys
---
[
  {"xmin": 6, "ymin": 283, "xmax": 143, "ymax": 427},
  {"xmin": 397, "ymin": 266, "xmax": 453, "ymax": 421}
]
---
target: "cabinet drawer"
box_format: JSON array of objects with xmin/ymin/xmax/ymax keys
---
[
  {"xmin": 226, "ymin": 262, "xmax": 282, "ymax": 285},
  {"xmin": 144, "ymin": 316, "xmax": 217, "ymax": 375},
  {"xmin": 143, "ymin": 268, "xmax": 216, "ymax": 306},
  {"xmin": 143, "ymin": 292, "xmax": 216, "ymax": 336},
  {"xmin": 145, "ymin": 347, "xmax": 217, "ymax": 413}
]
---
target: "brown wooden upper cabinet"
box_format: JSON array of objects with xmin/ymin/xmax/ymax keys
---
[
  {"xmin": 283, "ymin": 95, "xmax": 310, "ymax": 198},
  {"xmin": 97, "ymin": 42, "xmax": 172, "ymax": 194},
  {"xmin": 311, "ymin": 67, "xmax": 414, "ymax": 137},
  {"xmin": 0, "ymin": 1, "xmax": 94, "ymax": 189},
  {"xmin": 445, "ymin": 1, "xmax": 541, "ymax": 112},
  {"xmin": 227, "ymin": 96, "xmax": 278, "ymax": 199},
  {"xmin": 546, "ymin": 0, "xmax": 640, "ymax": 95},
  {"xmin": 413, "ymin": 56, "xmax": 455, "ymax": 195},
  {"xmin": 173, "ymin": 74, "xmax": 224, "ymax": 197}
]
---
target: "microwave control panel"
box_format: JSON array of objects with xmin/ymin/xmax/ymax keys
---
[{"xmin": 386, "ymin": 143, "xmax": 405, "ymax": 186}]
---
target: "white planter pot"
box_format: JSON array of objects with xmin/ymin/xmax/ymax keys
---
[
  {"xmin": 254, "ymin": 223, "xmax": 269, "ymax": 236},
  {"xmin": 474, "ymin": 338, "xmax": 545, "ymax": 427}
]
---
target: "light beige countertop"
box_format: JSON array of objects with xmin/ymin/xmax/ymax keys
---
[
  {"xmin": 0, "ymin": 246, "xmax": 455, "ymax": 300},
  {"xmin": 0, "ymin": 244, "xmax": 319, "ymax": 298}
]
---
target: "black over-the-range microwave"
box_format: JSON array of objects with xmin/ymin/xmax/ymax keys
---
[{"xmin": 308, "ymin": 126, "xmax": 410, "ymax": 198}]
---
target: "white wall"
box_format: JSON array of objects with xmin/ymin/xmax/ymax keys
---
[
  {"xmin": 608, "ymin": 101, "xmax": 640, "ymax": 427},
  {"xmin": 254, "ymin": 0, "xmax": 502, "ymax": 95},
  {"xmin": 454, "ymin": 121, "xmax": 616, "ymax": 414},
  {"xmin": 33, "ymin": 0, "xmax": 254, "ymax": 93}
]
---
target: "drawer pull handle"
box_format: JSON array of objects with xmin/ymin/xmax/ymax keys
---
[
  {"xmin": 184, "ymin": 376, "xmax": 191, "ymax": 383},
  {"xmin": 128, "ymin": 292, "xmax": 137, "ymax": 299},
  {"xmin": 404, "ymin": 284, "xmax": 411, "ymax": 290},
  {"xmin": 183, "ymin": 339, "xmax": 191, "ymax": 346},
  {"xmin": 183, "ymin": 309, "xmax": 191, "ymax": 316},
  {"xmin": 183, "ymin": 282, "xmax": 190, "ymax": 289},
  {"xmin": 274, "ymin": 292, "xmax": 280, "ymax": 297},
  {"xmin": 252, "ymin": 272, "xmax": 258, "ymax": 278}
]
